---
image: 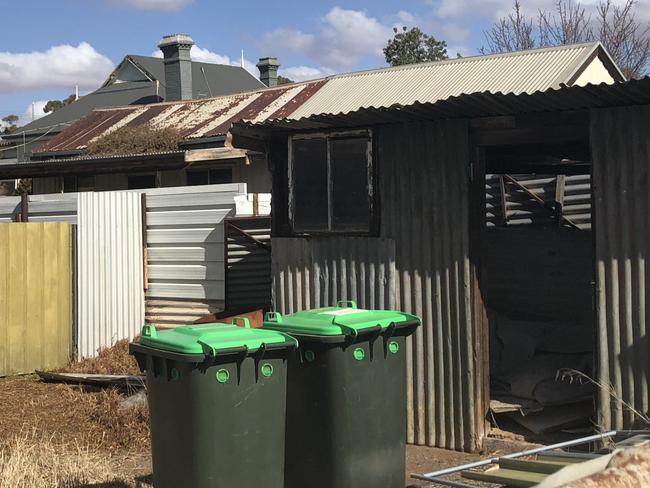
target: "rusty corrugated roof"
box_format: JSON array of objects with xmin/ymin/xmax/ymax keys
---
[{"xmin": 36, "ymin": 80, "xmax": 326, "ymax": 154}]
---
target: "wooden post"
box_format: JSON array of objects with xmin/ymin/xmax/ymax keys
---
[
  {"xmin": 20, "ymin": 193, "xmax": 28, "ymax": 222},
  {"xmin": 253, "ymin": 193, "xmax": 259, "ymax": 217},
  {"xmin": 141, "ymin": 193, "xmax": 149, "ymax": 291}
]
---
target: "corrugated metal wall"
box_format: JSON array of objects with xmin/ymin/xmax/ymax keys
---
[
  {"xmin": 77, "ymin": 192, "xmax": 144, "ymax": 358},
  {"xmin": 272, "ymin": 237, "xmax": 396, "ymax": 313},
  {"xmin": 226, "ymin": 217, "xmax": 272, "ymax": 310},
  {"xmin": 0, "ymin": 223, "xmax": 73, "ymax": 376},
  {"xmin": 377, "ymin": 121, "xmax": 481, "ymax": 451},
  {"xmin": 271, "ymin": 120, "xmax": 482, "ymax": 451},
  {"xmin": 591, "ymin": 105, "xmax": 650, "ymax": 431}
]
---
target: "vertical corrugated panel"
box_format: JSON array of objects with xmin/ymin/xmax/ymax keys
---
[
  {"xmin": 592, "ymin": 105, "xmax": 650, "ymax": 431},
  {"xmin": 0, "ymin": 223, "xmax": 72, "ymax": 376},
  {"xmin": 272, "ymin": 237, "xmax": 396, "ymax": 313},
  {"xmin": 77, "ymin": 192, "xmax": 144, "ymax": 359},
  {"xmin": 377, "ymin": 121, "xmax": 480, "ymax": 451},
  {"xmin": 226, "ymin": 217, "xmax": 272, "ymax": 309}
]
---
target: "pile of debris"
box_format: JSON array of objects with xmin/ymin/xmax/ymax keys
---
[{"xmin": 490, "ymin": 314, "xmax": 595, "ymax": 436}]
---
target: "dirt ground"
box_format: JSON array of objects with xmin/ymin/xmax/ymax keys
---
[{"xmin": 0, "ymin": 342, "xmax": 512, "ymax": 487}]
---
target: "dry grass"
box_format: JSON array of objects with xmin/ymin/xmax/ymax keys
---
[
  {"xmin": 85, "ymin": 125, "xmax": 182, "ymax": 157},
  {"xmin": 61, "ymin": 340, "xmax": 141, "ymax": 376},
  {"xmin": 0, "ymin": 433, "xmax": 137, "ymax": 488}
]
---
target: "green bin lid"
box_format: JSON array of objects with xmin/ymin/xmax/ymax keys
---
[
  {"xmin": 263, "ymin": 301, "xmax": 420, "ymax": 338},
  {"xmin": 138, "ymin": 318, "xmax": 297, "ymax": 356}
]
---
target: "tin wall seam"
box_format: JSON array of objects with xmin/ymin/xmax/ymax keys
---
[
  {"xmin": 592, "ymin": 105, "xmax": 650, "ymax": 431},
  {"xmin": 377, "ymin": 120, "xmax": 479, "ymax": 451},
  {"xmin": 77, "ymin": 192, "xmax": 144, "ymax": 359}
]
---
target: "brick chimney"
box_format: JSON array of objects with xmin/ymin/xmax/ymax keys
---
[
  {"xmin": 158, "ymin": 34, "xmax": 194, "ymax": 101},
  {"xmin": 257, "ymin": 57, "xmax": 280, "ymax": 87}
]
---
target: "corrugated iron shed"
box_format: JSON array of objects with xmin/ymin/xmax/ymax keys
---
[{"xmin": 36, "ymin": 42, "xmax": 619, "ymax": 156}]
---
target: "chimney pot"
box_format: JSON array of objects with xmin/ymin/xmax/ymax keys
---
[
  {"xmin": 257, "ymin": 57, "xmax": 280, "ymax": 87},
  {"xmin": 158, "ymin": 34, "xmax": 194, "ymax": 101}
]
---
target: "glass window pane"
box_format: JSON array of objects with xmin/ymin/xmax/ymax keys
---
[
  {"xmin": 330, "ymin": 137, "xmax": 370, "ymax": 231},
  {"xmin": 292, "ymin": 138, "xmax": 328, "ymax": 231}
]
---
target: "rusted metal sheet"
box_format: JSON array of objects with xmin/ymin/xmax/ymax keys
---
[
  {"xmin": 36, "ymin": 81, "xmax": 326, "ymax": 154},
  {"xmin": 591, "ymin": 104, "xmax": 650, "ymax": 432},
  {"xmin": 272, "ymin": 237, "xmax": 396, "ymax": 314},
  {"xmin": 376, "ymin": 121, "xmax": 481, "ymax": 451}
]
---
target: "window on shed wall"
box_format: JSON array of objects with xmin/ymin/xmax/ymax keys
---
[{"xmin": 290, "ymin": 131, "xmax": 372, "ymax": 233}]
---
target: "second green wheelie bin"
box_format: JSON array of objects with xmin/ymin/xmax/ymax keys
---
[
  {"xmin": 263, "ymin": 301, "xmax": 420, "ymax": 488},
  {"xmin": 129, "ymin": 319, "xmax": 297, "ymax": 488}
]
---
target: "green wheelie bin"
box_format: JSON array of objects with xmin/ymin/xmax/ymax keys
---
[
  {"xmin": 129, "ymin": 318, "xmax": 297, "ymax": 488},
  {"xmin": 263, "ymin": 301, "xmax": 420, "ymax": 488}
]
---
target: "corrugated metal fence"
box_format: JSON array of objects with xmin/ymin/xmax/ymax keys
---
[
  {"xmin": 143, "ymin": 184, "xmax": 246, "ymax": 325},
  {"xmin": 592, "ymin": 105, "xmax": 650, "ymax": 431},
  {"xmin": 0, "ymin": 223, "xmax": 72, "ymax": 376},
  {"xmin": 77, "ymin": 192, "xmax": 144, "ymax": 359}
]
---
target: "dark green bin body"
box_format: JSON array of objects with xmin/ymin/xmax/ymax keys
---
[
  {"xmin": 281, "ymin": 322, "xmax": 418, "ymax": 488},
  {"xmin": 130, "ymin": 343, "xmax": 291, "ymax": 488}
]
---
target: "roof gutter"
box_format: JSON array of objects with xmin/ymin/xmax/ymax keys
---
[{"xmin": 0, "ymin": 147, "xmax": 249, "ymax": 179}]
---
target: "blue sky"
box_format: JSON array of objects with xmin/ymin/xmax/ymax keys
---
[{"xmin": 0, "ymin": 0, "xmax": 645, "ymax": 126}]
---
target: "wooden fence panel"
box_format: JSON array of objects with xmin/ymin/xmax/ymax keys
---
[{"xmin": 0, "ymin": 223, "xmax": 72, "ymax": 376}]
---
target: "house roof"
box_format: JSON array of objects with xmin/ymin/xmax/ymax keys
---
[
  {"xmin": 34, "ymin": 42, "xmax": 623, "ymax": 156},
  {"xmin": 9, "ymin": 55, "xmax": 264, "ymax": 138}
]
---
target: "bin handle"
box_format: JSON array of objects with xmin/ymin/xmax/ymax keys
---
[
  {"xmin": 265, "ymin": 311, "xmax": 283, "ymax": 323},
  {"xmin": 336, "ymin": 300, "xmax": 357, "ymax": 309},
  {"xmin": 142, "ymin": 324, "xmax": 157, "ymax": 338},
  {"xmin": 232, "ymin": 317, "xmax": 251, "ymax": 329}
]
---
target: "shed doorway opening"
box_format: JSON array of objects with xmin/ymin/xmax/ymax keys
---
[{"xmin": 480, "ymin": 144, "xmax": 596, "ymax": 442}]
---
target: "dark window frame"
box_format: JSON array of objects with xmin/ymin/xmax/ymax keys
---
[
  {"xmin": 288, "ymin": 130, "xmax": 375, "ymax": 235},
  {"xmin": 185, "ymin": 166, "xmax": 234, "ymax": 186}
]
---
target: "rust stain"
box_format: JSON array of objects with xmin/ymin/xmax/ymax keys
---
[
  {"xmin": 179, "ymin": 94, "xmax": 255, "ymax": 138},
  {"xmin": 204, "ymin": 88, "xmax": 291, "ymax": 137},
  {"xmin": 34, "ymin": 80, "xmax": 328, "ymax": 155},
  {"xmin": 268, "ymin": 80, "xmax": 327, "ymax": 120},
  {"xmin": 37, "ymin": 110, "xmax": 133, "ymax": 152},
  {"xmin": 125, "ymin": 104, "xmax": 169, "ymax": 127}
]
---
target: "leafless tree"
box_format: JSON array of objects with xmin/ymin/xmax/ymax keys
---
[{"xmin": 482, "ymin": 0, "xmax": 650, "ymax": 79}]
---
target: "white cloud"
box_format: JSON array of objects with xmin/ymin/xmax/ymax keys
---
[
  {"xmin": 442, "ymin": 23, "xmax": 471, "ymax": 44},
  {"xmin": 153, "ymin": 45, "xmax": 258, "ymax": 76},
  {"xmin": 262, "ymin": 7, "xmax": 393, "ymax": 70},
  {"xmin": 280, "ymin": 66, "xmax": 334, "ymax": 82},
  {"xmin": 0, "ymin": 42, "xmax": 114, "ymax": 94},
  {"xmin": 106, "ymin": 0, "xmax": 193, "ymax": 11}
]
